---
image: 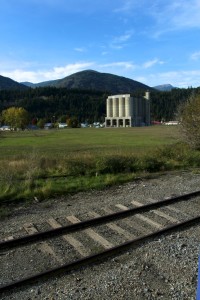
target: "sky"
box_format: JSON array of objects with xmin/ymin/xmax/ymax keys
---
[{"xmin": 1, "ymin": 0, "xmax": 200, "ymax": 88}]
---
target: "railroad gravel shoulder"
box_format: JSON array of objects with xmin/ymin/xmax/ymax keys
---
[{"xmin": 1, "ymin": 171, "xmax": 200, "ymax": 299}]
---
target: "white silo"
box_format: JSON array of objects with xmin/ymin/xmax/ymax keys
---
[
  {"xmin": 107, "ymin": 97, "xmax": 113, "ymax": 117},
  {"xmin": 113, "ymin": 97, "xmax": 119, "ymax": 117},
  {"xmin": 105, "ymin": 92, "xmax": 150, "ymax": 128},
  {"xmin": 144, "ymin": 91, "xmax": 150, "ymax": 100},
  {"xmin": 125, "ymin": 95, "xmax": 132, "ymax": 117},
  {"xmin": 119, "ymin": 96, "xmax": 125, "ymax": 117}
]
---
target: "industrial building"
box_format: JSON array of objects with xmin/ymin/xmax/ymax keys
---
[{"xmin": 105, "ymin": 92, "xmax": 150, "ymax": 127}]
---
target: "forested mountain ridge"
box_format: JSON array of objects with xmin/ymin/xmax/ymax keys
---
[
  {"xmin": 0, "ymin": 70, "xmax": 199, "ymax": 123},
  {"xmin": 153, "ymin": 84, "xmax": 176, "ymax": 91},
  {"xmin": 0, "ymin": 85, "xmax": 199, "ymax": 123},
  {"xmin": 0, "ymin": 75, "xmax": 28, "ymax": 90},
  {"xmin": 21, "ymin": 70, "xmax": 152, "ymax": 93}
]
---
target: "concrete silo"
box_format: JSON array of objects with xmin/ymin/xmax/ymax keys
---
[
  {"xmin": 112, "ymin": 97, "xmax": 119, "ymax": 118},
  {"xmin": 105, "ymin": 92, "xmax": 151, "ymax": 127},
  {"xmin": 119, "ymin": 97, "xmax": 125, "ymax": 117},
  {"xmin": 106, "ymin": 97, "xmax": 113, "ymax": 117}
]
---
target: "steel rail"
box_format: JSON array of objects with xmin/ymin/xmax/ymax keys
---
[
  {"xmin": 1, "ymin": 215, "xmax": 200, "ymax": 294},
  {"xmin": 1, "ymin": 189, "xmax": 200, "ymax": 250}
]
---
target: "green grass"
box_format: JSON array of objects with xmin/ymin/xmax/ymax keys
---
[
  {"xmin": 1, "ymin": 125, "xmax": 199, "ymax": 211},
  {"xmin": 0, "ymin": 126, "xmax": 179, "ymax": 158}
]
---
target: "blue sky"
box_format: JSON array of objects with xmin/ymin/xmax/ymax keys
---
[{"xmin": 1, "ymin": 0, "xmax": 200, "ymax": 88}]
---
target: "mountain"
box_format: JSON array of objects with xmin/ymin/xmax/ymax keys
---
[
  {"xmin": 153, "ymin": 84, "xmax": 176, "ymax": 91},
  {"xmin": 23, "ymin": 70, "xmax": 152, "ymax": 93},
  {"xmin": 20, "ymin": 81, "xmax": 35, "ymax": 88},
  {"xmin": 0, "ymin": 75, "xmax": 28, "ymax": 90},
  {"xmin": 22, "ymin": 80, "xmax": 60, "ymax": 88}
]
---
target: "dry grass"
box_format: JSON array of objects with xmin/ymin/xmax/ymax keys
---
[{"xmin": 1, "ymin": 126, "xmax": 198, "ymax": 206}]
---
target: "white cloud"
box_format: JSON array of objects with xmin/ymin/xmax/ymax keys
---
[
  {"xmin": 99, "ymin": 58, "xmax": 164, "ymax": 73},
  {"xmin": 114, "ymin": 0, "xmax": 138, "ymax": 13},
  {"xmin": 148, "ymin": 70, "xmax": 200, "ymax": 88},
  {"xmin": 100, "ymin": 61, "xmax": 136, "ymax": 69},
  {"xmin": 1, "ymin": 70, "xmax": 40, "ymax": 83},
  {"xmin": 170, "ymin": 0, "xmax": 200, "ymax": 29},
  {"xmin": 149, "ymin": 0, "xmax": 200, "ymax": 36},
  {"xmin": 1, "ymin": 62, "xmax": 95, "ymax": 83},
  {"xmin": 143, "ymin": 58, "xmax": 164, "ymax": 69},
  {"xmin": 113, "ymin": 33, "xmax": 132, "ymax": 43},
  {"xmin": 190, "ymin": 51, "xmax": 200, "ymax": 61},
  {"xmin": 110, "ymin": 31, "xmax": 133, "ymax": 49},
  {"xmin": 74, "ymin": 47, "xmax": 86, "ymax": 52},
  {"xmin": 2, "ymin": 58, "xmax": 200, "ymax": 88}
]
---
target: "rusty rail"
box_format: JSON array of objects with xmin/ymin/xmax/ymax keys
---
[
  {"xmin": 1, "ymin": 215, "xmax": 200, "ymax": 293},
  {"xmin": 1, "ymin": 189, "xmax": 200, "ymax": 250}
]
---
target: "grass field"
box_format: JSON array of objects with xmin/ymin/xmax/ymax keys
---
[
  {"xmin": 0, "ymin": 126, "xmax": 179, "ymax": 158},
  {"xmin": 1, "ymin": 125, "xmax": 199, "ymax": 211}
]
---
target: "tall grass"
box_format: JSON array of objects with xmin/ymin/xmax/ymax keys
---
[{"xmin": 1, "ymin": 126, "xmax": 200, "ymax": 206}]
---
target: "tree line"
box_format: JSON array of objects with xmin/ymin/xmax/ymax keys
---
[
  {"xmin": 0, "ymin": 86, "xmax": 199, "ymax": 125},
  {"xmin": 0, "ymin": 87, "xmax": 106, "ymax": 124}
]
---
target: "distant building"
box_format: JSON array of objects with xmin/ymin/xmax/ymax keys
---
[
  {"xmin": 0, "ymin": 125, "xmax": 10, "ymax": 131},
  {"xmin": 44, "ymin": 123, "xmax": 53, "ymax": 130},
  {"xmin": 105, "ymin": 92, "xmax": 151, "ymax": 127},
  {"xmin": 164, "ymin": 121, "xmax": 179, "ymax": 125},
  {"xmin": 58, "ymin": 123, "xmax": 68, "ymax": 129},
  {"xmin": 81, "ymin": 123, "xmax": 88, "ymax": 128}
]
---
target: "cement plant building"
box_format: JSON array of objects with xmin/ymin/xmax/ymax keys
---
[{"xmin": 105, "ymin": 91, "xmax": 151, "ymax": 127}]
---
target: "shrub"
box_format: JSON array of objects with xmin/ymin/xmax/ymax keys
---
[
  {"xmin": 95, "ymin": 155, "xmax": 140, "ymax": 175},
  {"xmin": 178, "ymin": 92, "xmax": 200, "ymax": 150},
  {"xmin": 182, "ymin": 151, "xmax": 200, "ymax": 167},
  {"xmin": 155, "ymin": 143, "xmax": 190, "ymax": 161},
  {"xmin": 66, "ymin": 159, "xmax": 94, "ymax": 176},
  {"xmin": 139, "ymin": 155, "xmax": 164, "ymax": 172}
]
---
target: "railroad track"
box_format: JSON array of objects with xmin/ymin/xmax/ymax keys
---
[{"xmin": 1, "ymin": 190, "xmax": 200, "ymax": 294}]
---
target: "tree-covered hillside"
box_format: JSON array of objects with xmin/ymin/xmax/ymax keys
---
[
  {"xmin": 0, "ymin": 87, "xmax": 107, "ymax": 123},
  {"xmin": 0, "ymin": 75, "xmax": 28, "ymax": 90},
  {"xmin": 0, "ymin": 86, "xmax": 199, "ymax": 123},
  {"xmin": 150, "ymin": 88, "xmax": 196, "ymax": 121},
  {"xmin": 22, "ymin": 70, "xmax": 152, "ymax": 93}
]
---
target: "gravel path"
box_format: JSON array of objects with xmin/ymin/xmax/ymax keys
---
[{"xmin": 1, "ymin": 171, "xmax": 200, "ymax": 300}]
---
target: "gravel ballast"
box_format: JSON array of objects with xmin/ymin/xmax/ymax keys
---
[{"xmin": 1, "ymin": 171, "xmax": 200, "ymax": 300}]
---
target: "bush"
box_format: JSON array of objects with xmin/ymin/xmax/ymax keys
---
[
  {"xmin": 66, "ymin": 159, "xmax": 94, "ymax": 176},
  {"xmin": 182, "ymin": 151, "xmax": 200, "ymax": 167},
  {"xmin": 178, "ymin": 92, "xmax": 200, "ymax": 149},
  {"xmin": 96, "ymin": 155, "xmax": 140, "ymax": 175},
  {"xmin": 139, "ymin": 155, "xmax": 164, "ymax": 172},
  {"xmin": 154, "ymin": 143, "xmax": 200, "ymax": 169},
  {"xmin": 156, "ymin": 143, "xmax": 190, "ymax": 161}
]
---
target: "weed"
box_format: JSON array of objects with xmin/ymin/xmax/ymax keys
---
[{"xmin": 0, "ymin": 127, "xmax": 199, "ymax": 204}]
